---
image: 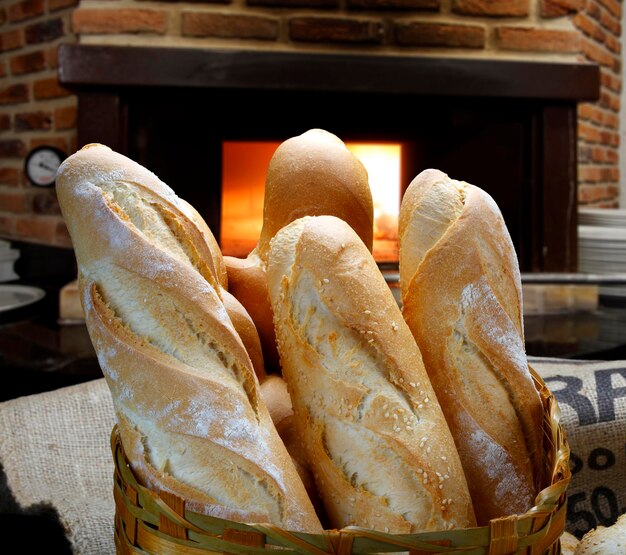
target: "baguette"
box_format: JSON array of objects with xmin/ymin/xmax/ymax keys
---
[
  {"xmin": 224, "ymin": 129, "xmax": 374, "ymax": 372},
  {"xmin": 56, "ymin": 143, "xmax": 322, "ymax": 532},
  {"xmin": 267, "ymin": 214, "xmax": 476, "ymax": 533},
  {"xmin": 398, "ymin": 168, "xmax": 545, "ymax": 525}
]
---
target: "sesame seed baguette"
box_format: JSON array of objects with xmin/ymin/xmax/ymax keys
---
[
  {"xmin": 55, "ymin": 143, "xmax": 322, "ymax": 532},
  {"xmin": 267, "ymin": 215, "xmax": 476, "ymax": 533},
  {"xmin": 224, "ymin": 128, "xmax": 374, "ymax": 372},
  {"xmin": 398, "ymin": 168, "xmax": 545, "ymax": 525}
]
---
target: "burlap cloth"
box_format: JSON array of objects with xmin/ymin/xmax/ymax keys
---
[{"xmin": 0, "ymin": 356, "xmax": 624, "ymax": 553}]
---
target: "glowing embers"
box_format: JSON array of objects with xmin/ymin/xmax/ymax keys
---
[{"xmin": 221, "ymin": 141, "xmax": 402, "ymax": 263}]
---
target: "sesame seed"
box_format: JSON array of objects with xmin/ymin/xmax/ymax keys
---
[
  {"xmin": 441, "ymin": 456, "xmax": 447, "ymax": 461},
  {"xmin": 406, "ymin": 425, "xmax": 413, "ymax": 431},
  {"xmin": 399, "ymin": 377, "xmax": 404, "ymax": 383},
  {"xmin": 359, "ymin": 330, "xmax": 366, "ymax": 334},
  {"xmin": 323, "ymin": 278, "xmax": 330, "ymax": 283},
  {"xmin": 392, "ymin": 413, "xmax": 398, "ymax": 420},
  {"xmin": 424, "ymin": 397, "xmax": 430, "ymax": 403},
  {"xmin": 384, "ymin": 412, "xmax": 390, "ymax": 418},
  {"xmin": 427, "ymin": 447, "xmax": 431, "ymax": 453},
  {"xmin": 439, "ymin": 485, "xmax": 444, "ymax": 489},
  {"xmin": 409, "ymin": 382, "xmax": 416, "ymax": 388},
  {"xmin": 418, "ymin": 404, "xmax": 424, "ymax": 409},
  {"xmin": 384, "ymin": 527, "xmax": 389, "ymax": 533},
  {"xmin": 368, "ymin": 338, "xmax": 374, "ymax": 343},
  {"xmin": 364, "ymin": 310, "xmax": 371, "ymax": 315},
  {"xmin": 441, "ymin": 505, "xmax": 446, "ymax": 511},
  {"xmin": 366, "ymin": 330, "xmax": 373, "ymax": 334},
  {"xmin": 419, "ymin": 442, "xmax": 425, "ymax": 448}
]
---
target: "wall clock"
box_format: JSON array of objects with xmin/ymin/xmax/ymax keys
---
[{"xmin": 24, "ymin": 145, "xmax": 66, "ymax": 187}]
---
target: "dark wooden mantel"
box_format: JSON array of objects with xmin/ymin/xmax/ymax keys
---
[
  {"xmin": 57, "ymin": 44, "xmax": 600, "ymax": 273},
  {"xmin": 58, "ymin": 44, "xmax": 599, "ymax": 100}
]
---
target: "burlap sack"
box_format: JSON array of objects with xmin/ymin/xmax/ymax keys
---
[
  {"xmin": 0, "ymin": 379, "xmax": 115, "ymax": 554},
  {"xmin": 531, "ymin": 356, "xmax": 626, "ymax": 539}
]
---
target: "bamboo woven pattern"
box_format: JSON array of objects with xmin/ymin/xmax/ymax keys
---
[{"xmin": 112, "ymin": 367, "xmax": 571, "ymax": 555}]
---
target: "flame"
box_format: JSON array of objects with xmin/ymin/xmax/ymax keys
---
[{"xmin": 221, "ymin": 140, "xmax": 401, "ymax": 262}]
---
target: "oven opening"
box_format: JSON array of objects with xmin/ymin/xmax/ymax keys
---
[{"xmin": 221, "ymin": 140, "xmax": 403, "ymax": 264}]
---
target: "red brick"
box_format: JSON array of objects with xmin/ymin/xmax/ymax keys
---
[
  {"xmin": 395, "ymin": 21, "xmax": 485, "ymax": 48},
  {"xmin": 15, "ymin": 111, "xmax": 52, "ymax": 131},
  {"xmin": 48, "ymin": 0, "xmax": 79, "ymax": 11},
  {"xmin": 578, "ymin": 184, "xmax": 617, "ymax": 203},
  {"xmin": 496, "ymin": 27, "xmax": 581, "ymax": 53},
  {"xmin": 30, "ymin": 136, "xmax": 68, "ymax": 151},
  {"xmin": 587, "ymin": 0, "xmax": 601, "ymax": 20},
  {"xmin": 573, "ymin": 13, "xmax": 606, "ymax": 42},
  {"xmin": 33, "ymin": 191, "xmax": 60, "ymax": 215},
  {"xmin": 600, "ymin": 68, "xmax": 620, "ymax": 93},
  {"xmin": 72, "ymin": 9, "xmax": 168, "ymax": 34},
  {"xmin": 0, "ymin": 83, "xmax": 29, "ymax": 105},
  {"xmin": 578, "ymin": 120, "xmax": 602, "ymax": 143},
  {"xmin": 604, "ymin": 112, "xmax": 619, "ymax": 129},
  {"xmin": 599, "ymin": 10, "xmax": 620, "ymax": 36},
  {"xmin": 10, "ymin": 50, "xmax": 47, "ymax": 75},
  {"xmin": 0, "ymin": 114, "xmax": 10, "ymax": 132},
  {"xmin": 15, "ymin": 215, "xmax": 58, "ymax": 243},
  {"xmin": 453, "ymin": 0, "xmax": 528, "ymax": 16},
  {"xmin": 0, "ymin": 167, "xmax": 21, "ymax": 186},
  {"xmin": 578, "ymin": 103, "xmax": 604, "ymax": 124},
  {"xmin": 540, "ymin": 0, "xmax": 582, "ymax": 18},
  {"xmin": 54, "ymin": 105, "xmax": 76, "ymax": 130},
  {"xmin": 0, "ymin": 139, "xmax": 27, "ymax": 158},
  {"xmin": 8, "ymin": 0, "xmax": 45, "ymax": 23},
  {"xmin": 0, "ymin": 29, "xmax": 25, "ymax": 52},
  {"xmin": 46, "ymin": 45, "xmax": 59, "ymax": 68},
  {"xmin": 582, "ymin": 38, "xmax": 618, "ymax": 69},
  {"xmin": 599, "ymin": 89, "xmax": 620, "ymax": 112},
  {"xmin": 0, "ymin": 8, "xmax": 6, "ymax": 25},
  {"xmin": 605, "ymin": 33, "xmax": 620, "ymax": 54},
  {"xmin": 182, "ymin": 12, "xmax": 279, "ymax": 40},
  {"xmin": 597, "ymin": 0, "xmax": 621, "ymax": 18},
  {"xmin": 0, "ymin": 215, "xmax": 16, "ymax": 236},
  {"xmin": 25, "ymin": 18, "xmax": 64, "ymax": 44},
  {"xmin": 0, "ymin": 191, "xmax": 29, "ymax": 213},
  {"xmin": 289, "ymin": 16, "xmax": 384, "ymax": 43},
  {"xmin": 33, "ymin": 77, "xmax": 70, "ymax": 99},
  {"xmin": 0, "ymin": 61, "xmax": 6, "ymax": 78},
  {"xmin": 348, "ymin": 0, "xmax": 438, "ymax": 9}
]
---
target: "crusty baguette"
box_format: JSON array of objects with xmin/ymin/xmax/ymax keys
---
[
  {"xmin": 267, "ymin": 214, "xmax": 476, "ymax": 533},
  {"xmin": 55, "ymin": 143, "xmax": 321, "ymax": 532},
  {"xmin": 398, "ymin": 168, "xmax": 545, "ymax": 525},
  {"xmin": 259, "ymin": 375, "xmax": 325, "ymax": 521},
  {"xmin": 224, "ymin": 129, "xmax": 374, "ymax": 372}
]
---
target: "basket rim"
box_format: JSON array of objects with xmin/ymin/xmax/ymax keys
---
[{"xmin": 111, "ymin": 366, "xmax": 571, "ymax": 554}]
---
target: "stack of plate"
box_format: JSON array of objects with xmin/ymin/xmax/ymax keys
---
[{"xmin": 578, "ymin": 207, "xmax": 626, "ymax": 299}]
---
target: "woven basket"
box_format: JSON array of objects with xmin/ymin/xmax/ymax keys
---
[{"xmin": 112, "ymin": 367, "xmax": 571, "ymax": 555}]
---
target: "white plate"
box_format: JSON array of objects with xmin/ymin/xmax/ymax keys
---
[{"xmin": 0, "ymin": 285, "xmax": 45, "ymax": 313}]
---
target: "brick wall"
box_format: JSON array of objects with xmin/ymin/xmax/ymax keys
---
[
  {"xmin": 0, "ymin": 0, "xmax": 621, "ymax": 247},
  {"xmin": 0, "ymin": 0, "xmax": 77, "ymax": 248}
]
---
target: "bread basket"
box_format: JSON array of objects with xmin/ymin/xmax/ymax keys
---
[{"xmin": 112, "ymin": 366, "xmax": 570, "ymax": 555}]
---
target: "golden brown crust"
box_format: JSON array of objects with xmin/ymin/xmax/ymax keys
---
[
  {"xmin": 56, "ymin": 143, "xmax": 322, "ymax": 532},
  {"xmin": 399, "ymin": 169, "xmax": 545, "ymax": 525},
  {"xmin": 267, "ymin": 215, "xmax": 476, "ymax": 533},
  {"xmin": 225, "ymin": 129, "xmax": 374, "ymax": 375}
]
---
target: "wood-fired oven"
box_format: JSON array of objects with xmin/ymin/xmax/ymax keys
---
[{"xmin": 57, "ymin": 45, "xmax": 600, "ymax": 272}]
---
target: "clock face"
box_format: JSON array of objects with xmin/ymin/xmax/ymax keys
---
[{"xmin": 25, "ymin": 146, "xmax": 65, "ymax": 187}]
